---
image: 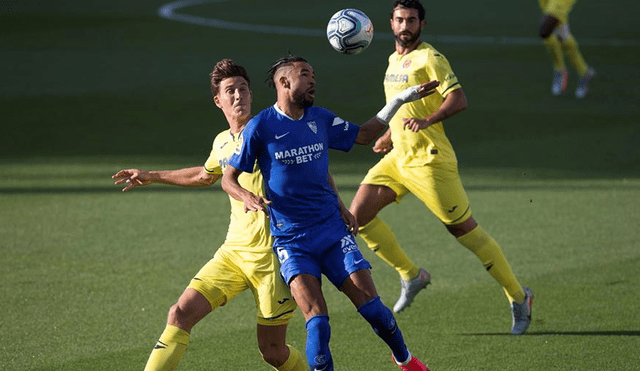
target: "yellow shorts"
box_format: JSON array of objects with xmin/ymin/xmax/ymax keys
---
[
  {"xmin": 538, "ymin": 0, "xmax": 576, "ymax": 24},
  {"xmin": 188, "ymin": 247, "xmax": 296, "ymax": 326},
  {"xmin": 361, "ymin": 154, "xmax": 472, "ymax": 225}
]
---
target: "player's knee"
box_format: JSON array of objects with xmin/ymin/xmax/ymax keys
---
[
  {"xmin": 553, "ymin": 24, "xmax": 571, "ymax": 41},
  {"xmin": 259, "ymin": 343, "xmax": 288, "ymax": 368},
  {"xmin": 167, "ymin": 302, "xmax": 184, "ymax": 325},
  {"xmin": 167, "ymin": 302, "xmax": 204, "ymax": 331}
]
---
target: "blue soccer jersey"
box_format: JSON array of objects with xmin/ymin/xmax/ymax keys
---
[{"xmin": 229, "ymin": 104, "xmax": 359, "ymax": 236}]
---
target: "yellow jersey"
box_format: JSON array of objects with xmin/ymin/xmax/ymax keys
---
[
  {"xmin": 204, "ymin": 129, "xmax": 272, "ymax": 253},
  {"xmin": 384, "ymin": 42, "xmax": 460, "ymax": 166}
]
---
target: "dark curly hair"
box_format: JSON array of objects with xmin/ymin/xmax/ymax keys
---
[
  {"xmin": 266, "ymin": 54, "xmax": 309, "ymax": 88},
  {"xmin": 391, "ymin": 0, "xmax": 426, "ymax": 21}
]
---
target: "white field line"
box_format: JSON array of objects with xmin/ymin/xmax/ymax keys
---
[{"xmin": 158, "ymin": 0, "xmax": 640, "ymax": 47}]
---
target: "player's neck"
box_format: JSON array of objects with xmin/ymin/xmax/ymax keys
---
[
  {"xmin": 276, "ymin": 100, "xmax": 304, "ymax": 121},
  {"xmin": 395, "ymin": 39, "xmax": 422, "ymax": 56},
  {"xmin": 228, "ymin": 115, "xmax": 251, "ymax": 134}
]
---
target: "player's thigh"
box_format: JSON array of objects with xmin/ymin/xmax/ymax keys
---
[
  {"xmin": 350, "ymin": 184, "xmax": 398, "ymax": 226},
  {"xmin": 187, "ymin": 249, "xmax": 250, "ymax": 310},
  {"xmin": 340, "ymin": 269, "xmax": 378, "ymax": 308},
  {"xmin": 289, "ymin": 273, "xmax": 328, "ymax": 320},
  {"xmin": 317, "ymin": 217, "xmax": 371, "ymax": 288},
  {"xmin": 359, "ymin": 155, "xmax": 410, "ymax": 205},
  {"xmin": 403, "ymin": 163, "xmax": 471, "ymax": 225},
  {"xmin": 242, "ymin": 250, "xmax": 297, "ymax": 326},
  {"xmin": 541, "ymin": 0, "xmax": 575, "ymax": 24}
]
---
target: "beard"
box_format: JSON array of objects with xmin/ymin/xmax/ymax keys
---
[
  {"xmin": 394, "ymin": 30, "xmax": 420, "ymax": 48},
  {"xmin": 294, "ymin": 91, "xmax": 314, "ymax": 108}
]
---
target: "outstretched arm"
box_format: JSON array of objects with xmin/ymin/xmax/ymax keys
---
[
  {"xmin": 112, "ymin": 166, "xmax": 219, "ymax": 192},
  {"xmin": 355, "ymin": 79, "xmax": 440, "ymax": 145},
  {"xmin": 221, "ymin": 165, "xmax": 271, "ymax": 216},
  {"xmin": 402, "ymin": 88, "xmax": 467, "ymax": 132}
]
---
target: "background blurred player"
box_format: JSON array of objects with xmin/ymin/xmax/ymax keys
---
[
  {"xmin": 111, "ymin": 59, "xmax": 306, "ymax": 371},
  {"xmin": 348, "ymin": 0, "xmax": 534, "ymax": 335},
  {"xmin": 538, "ymin": 0, "xmax": 595, "ymax": 97},
  {"xmin": 222, "ymin": 55, "xmax": 438, "ymax": 371}
]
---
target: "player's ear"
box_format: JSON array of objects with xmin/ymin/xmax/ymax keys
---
[
  {"xmin": 213, "ymin": 95, "xmax": 222, "ymax": 109},
  {"xmin": 279, "ymin": 75, "xmax": 290, "ymax": 89}
]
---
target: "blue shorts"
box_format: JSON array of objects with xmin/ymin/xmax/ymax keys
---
[{"xmin": 273, "ymin": 211, "xmax": 371, "ymax": 288}]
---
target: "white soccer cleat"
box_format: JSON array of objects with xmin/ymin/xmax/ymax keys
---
[
  {"xmin": 551, "ymin": 69, "xmax": 568, "ymax": 96},
  {"xmin": 510, "ymin": 286, "xmax": 534, "ymax": 335},
  {"xmin": 393, "ymin": 268, "xmax": 431, "ymax": 313},
  {"xmin": 575, "ymin": 67, "xmax": 596, "ymax": 98}
]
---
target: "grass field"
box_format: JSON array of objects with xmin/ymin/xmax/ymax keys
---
[{"xmin": 2, "ymin": 0, "xmax": 640, "ymax": 370}]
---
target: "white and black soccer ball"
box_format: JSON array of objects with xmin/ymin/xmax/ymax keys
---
[{"xmin": 326, "ymin": 9, "xmax": 374, "ymax": 55}]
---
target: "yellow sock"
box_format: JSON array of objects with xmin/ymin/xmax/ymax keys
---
[
  {"xmin": 543, "ymin": 35, "xmax": 565, "ymax": 71},
  {"xmin": 561, "ymin": 35, "xmax": 589, "ymax": 76},
  {"xmin": 359, "ymin": 217, "xmax": 419, "ymax": 280},
  {"xmin": 457, "ymin": 226, "xmax": 525, "ymax": 303},
  {"xmin": 275, "ymin": 344, "xmax": 307, "ymax": 371},
  {"xmin": 144, "ymin": 324, "xmax": 190, "ymax": 371}
]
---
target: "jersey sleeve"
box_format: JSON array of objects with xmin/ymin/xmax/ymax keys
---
[
  {"xmin": 324, "ymin": 109, "xmax": 360, "ymax": 152},
  {"xmin": 228, "ymin": 119, "xmax": 260, "ymax": 173},
  {"xmin": 425, "ymin": 49, "xmax": 461, "ymax": 98},
  {"xmin": 203, "ymin": 134, "xmax": 223, "ymax": 175}
]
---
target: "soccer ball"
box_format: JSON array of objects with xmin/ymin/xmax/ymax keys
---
[{"xmin": 326, "ymin": 9, "xmax": 374, "ymax": 55}]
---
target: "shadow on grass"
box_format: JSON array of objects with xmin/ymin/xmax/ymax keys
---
[{"xmin": 462, "ymin": 330, "xmax": 640, "ymax": 336}]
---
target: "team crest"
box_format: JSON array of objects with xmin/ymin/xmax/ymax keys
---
[
  {"xmin": 307, "ymin": 120, "xmax": 317, "ymax": 134},
  {"xmin": 403, "ymin": 59, "xmax": 412, "ymax": 69}
]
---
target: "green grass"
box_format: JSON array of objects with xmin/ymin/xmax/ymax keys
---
[
  {"xmin": 2, "ymin": 0, "xmax": 640, "ymax": 370},
  {"xmin": 2, "ymin": 160, "xmax": 639, "ymax": 370}
]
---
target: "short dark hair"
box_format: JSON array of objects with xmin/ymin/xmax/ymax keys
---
[
  {"xmin": 391, "ymin": 0, "xmax": 426, "ymax": 21},
  {"xmin": 266, "ymin": 54, "xmax": 308, "ymax": 88},
  {"xmin": 209, "ymin": 59, "xmax": 250, "ymax": 96}
]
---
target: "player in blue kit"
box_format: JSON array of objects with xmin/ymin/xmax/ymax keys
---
[{"xmin": 222, "ymin": 55, "xmax": 439, "ymax": 371}]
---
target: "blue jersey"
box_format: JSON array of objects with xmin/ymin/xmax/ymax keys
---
[{"xmin": 229, "ymin": 104, "xmax": 360, "ymax": 236}]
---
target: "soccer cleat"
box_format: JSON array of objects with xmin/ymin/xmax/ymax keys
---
[
  {"xmin": 393, "ymin": 268, "xmax": 431, "ymax": 313},
  {"xmin": 575, "ymin": 67, "xmax": 596, "ymax": 98},
  {"xmin": 510, "ymin": 286, "xmax": 534, "ymax": 335},
  {"xmin": 551, "ymin": 69, "xmax": 568, "ymax": 96},
  {"xmin": 393, "ymin": 354, "xmax": 430, "ymax": 371}
]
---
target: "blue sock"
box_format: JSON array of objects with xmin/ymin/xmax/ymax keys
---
[
  {"xmin": 358, "ymin": 296, "xmax": 409, "ymax": 363},
  {"xmin": 305, "ymin": 314, "xmax": 333, "ymax": 371}
]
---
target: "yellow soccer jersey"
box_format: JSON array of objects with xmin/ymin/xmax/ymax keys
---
[
  {"xmin": 538, "ymin": 0, "xmax": 576, "ymax": 24},
  {"xmin": 204, "ymin": 129, "xmax": 272, "ymax": 253},
  {"xmin": 384, "ymin": 42, "xmax": 460, "ymax": 166}
]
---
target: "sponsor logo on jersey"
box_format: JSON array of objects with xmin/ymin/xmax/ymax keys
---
[
  {"xmin": 274, "ymin": 143, "xmax": 324, "ymax": 165},
  {"xmin": 385, "ymin": 73, "xmax": 409, "ymax": 83},
  {"xmin": 218, "ymin": 157, "xmax": 230, "ymax": 169},
  {"xmin": 403, "ymin": 59, "xmax": 412, "ymax": 69},
  {"xmin": 340, "ymin": 235, "xmax": 358, "ymax": 253},
  {"xmin": 275, "ymin": 132, "xmax": 290, "ymax": 139}
]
